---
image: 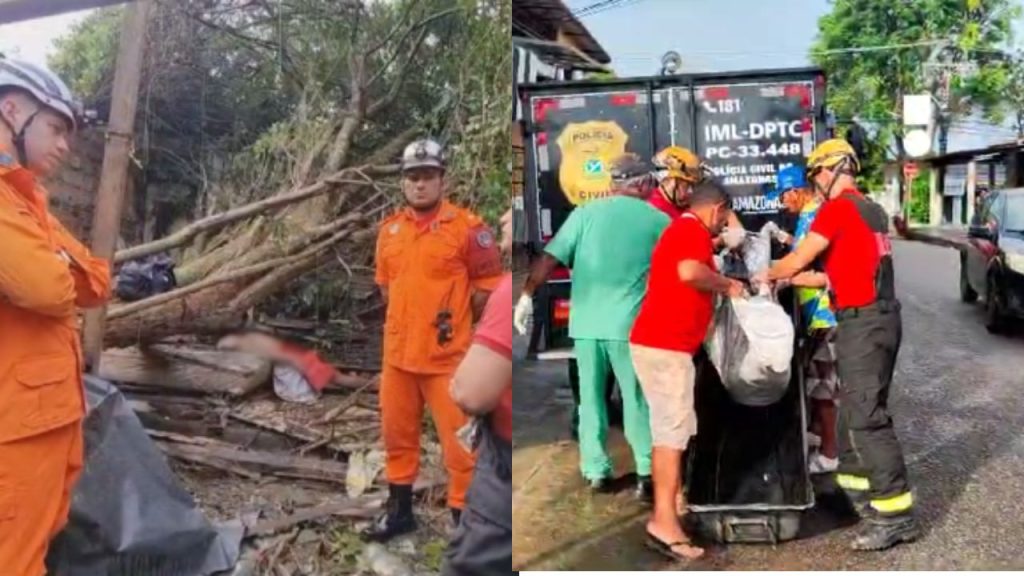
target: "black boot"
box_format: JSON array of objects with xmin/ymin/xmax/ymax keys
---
[
  {"xmin": 451, "ymin": 507, "xmax": 463, "ymax": 526},
  {"xmin": 841, "ymin": 489, "xmax": 871, "ymax": 519},
  {"xmin": 362, "ymin": 484, "xmax": 417, "ymax": 542},
  {"xmin": 850, "ymin": 513, "xmax": 920, "ymax": 551},
  {"xmin": 587, "ymin": 476, "xmax": 614, "ymax": 494},
  {"xmin": 634, "ymin": 475, "xmax": 653, "ymax": 502}
]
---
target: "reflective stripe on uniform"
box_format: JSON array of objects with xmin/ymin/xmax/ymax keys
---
[
  {"xmin": 870, "ymin": 491, "xmax": 914, "ymax": 514},
  {"xmin": 836, "ymin": 473, "xmax": 870, "ymax": 491}
]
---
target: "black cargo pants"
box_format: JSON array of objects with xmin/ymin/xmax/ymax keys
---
[{"xmin": 834, "ymin": 300, "xmax": 913, "ymax": 512}]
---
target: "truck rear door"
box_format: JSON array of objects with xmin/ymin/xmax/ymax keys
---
[
  {"xmin": 690, "ymin": 75, "xmax": 824, "ymax": 230},
  {"xmin": 524, "ymin": 85, "xmax": 664, "ymax": 246}
]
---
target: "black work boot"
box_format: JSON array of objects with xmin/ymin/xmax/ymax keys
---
[
  {"xmin": 850, "ymin": 513, "xmax": 920, "ymax": 551},
  {"xmin": 634, "ymin": 475, "xmax": 653, "ymax": 502},
  {"xmin": 842, "ymin": 489, "xmax": 871, "ymax": 519},
  {"xmin": 362, "ymin": 484, "xmax": 417, "ymax": 542},
  {"xmin": 450, "ymin": 507, "xmax": 462, "ymax": 526}
]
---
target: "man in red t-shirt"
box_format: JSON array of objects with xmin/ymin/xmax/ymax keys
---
[
  {"xmin": 629, "ymin": 180, "xmax": 744, "ymax": 562},
  {"xmin": 649, "ymin": 146, "xmax": 702, "ymax": 219},
  {"xmin": 443, "ymin": 209, "xmax": 512, "ymax": 575},
  {"xmin": 755, "ymin": 140, "xmax": 918, "ymax": 552}
]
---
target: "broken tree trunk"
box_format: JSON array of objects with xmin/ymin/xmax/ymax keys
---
[
  {"xmin": 99, "ymin": 344, "xmax": 271, "ymax": 396},
  {"xmin": 113, "ymin": 167, "xmax": 395, "ymax": 265}
]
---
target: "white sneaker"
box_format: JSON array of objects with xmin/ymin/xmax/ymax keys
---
[{"xmin": 808, "ymin": 453, "xmax": 839, "ymax": 475}]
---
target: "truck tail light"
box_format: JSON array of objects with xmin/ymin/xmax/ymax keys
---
[{"xmin": 553, "ymin": 299, "xmax": 571, "ymax": 327}]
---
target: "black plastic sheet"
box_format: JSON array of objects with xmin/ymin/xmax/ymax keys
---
[{"xmin": 46, "ymin": 375, "xmax": 243, "ymax": 576}]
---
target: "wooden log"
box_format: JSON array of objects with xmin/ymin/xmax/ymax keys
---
[
  {"xmin": 99, "ymin": 345, "xmax": 271, "ymax": 396},
  {"xmin": 156, "ymin": 441, "xmax": 348, "ymax": 484},
  {"xmin": 247, "ymin": 497, "xmax": 384, "ymax": 537},
  {"xmin": 103, "ymin": 281, "xmax": 250, "ymax": 348}
]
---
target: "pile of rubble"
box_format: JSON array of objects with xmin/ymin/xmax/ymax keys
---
[{"xmin": 87, "ymin": 313, "xmax": 451, "ymax": 574}]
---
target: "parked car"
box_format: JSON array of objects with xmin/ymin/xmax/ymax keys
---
[{"xmin": 959, "ymin": 188, "xmax": 1024, "ymax": 333}]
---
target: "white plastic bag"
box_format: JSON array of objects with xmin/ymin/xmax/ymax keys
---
[{"xmin": 706, "ymin": 295, "xmax": 794, "ymax": 407}]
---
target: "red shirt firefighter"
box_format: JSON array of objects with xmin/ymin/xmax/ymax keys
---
[
  {"xmin": 754, "ymin": 139, "xmax": 918, "ymax": 552},
  {"xmin": 365, "ymin": 139, "xmax": 504, "ymax": 542},
  {"xmin": 0, "ymin": 59, "xmax": 112, "ymax": 575}
]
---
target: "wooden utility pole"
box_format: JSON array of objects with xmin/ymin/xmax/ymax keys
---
[{"xmin": 82, "ymin": 0, "xmax": 151, "ymax": 370}]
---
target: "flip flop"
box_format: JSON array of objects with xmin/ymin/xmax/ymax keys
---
[{"xmin": 644, "ymin": 532, "xmax": 705, "ymax": 562}]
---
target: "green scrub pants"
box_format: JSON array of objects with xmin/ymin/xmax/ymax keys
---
[{"xmin": 574, "ymin": 339, "xmax": 652, "ymax": 480}]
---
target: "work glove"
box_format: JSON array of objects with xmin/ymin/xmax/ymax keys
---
[
  {"xmin": 722, "ymin": 227, "xmax": 746, "ymax": 250},
  {"xmin": 513, "ymin": 293, "xmax": 534, "ymax": 336},
  {"xmin": 760, "ymin": 222, "xmax": 792, "ymax": 245}
]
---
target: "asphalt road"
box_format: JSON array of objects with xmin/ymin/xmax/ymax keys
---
[{"xmin": 512, "ymin": 240, "xmax": 1024, "ymax": 571}]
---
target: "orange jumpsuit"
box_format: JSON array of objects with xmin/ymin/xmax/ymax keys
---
[
  {"xmin": 0, "ymin": 151, "xmax": 111, "ymax": 576},
  {"xmin": 375, "ymin": 200, "xmax": 503, "ymax": 509}
]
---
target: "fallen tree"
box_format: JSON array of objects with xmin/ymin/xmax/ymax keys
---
[{"xmin": 71, "ymin": 0, "xmax": 509, "ymax": 349}]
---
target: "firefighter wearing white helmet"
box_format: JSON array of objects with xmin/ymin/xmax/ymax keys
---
[
  {"xmin": 367, "ymin": 138, "xmax": 504, "ymax": 542},
  {"xmin": 0, "ymin": 58, "xmax": 83, "ymax": 174},
  {"xmin": 0, "ymin": 58, "xmax": 111, "ymax": 575}
]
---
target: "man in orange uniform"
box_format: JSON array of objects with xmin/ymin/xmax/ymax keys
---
[
  {"xmin": 365, "ymin": 139, "xmax": 504, "ymax": 542},
  {"xmin": 0, "ymin": 59, "xmax": 112, "ymax": 576}
]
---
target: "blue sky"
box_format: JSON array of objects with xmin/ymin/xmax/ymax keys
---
[
  {"xmin": 565, "ymin": 0, "xmax": 1023, "ymax": 150},
  {"xmin": 564, "ymin": 0, "xmax": 832, "ymax": 77}
]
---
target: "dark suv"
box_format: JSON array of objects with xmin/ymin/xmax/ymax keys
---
[{"xmin": 960, "ymin": 188, "xmax": 1024, "ymax": 333}]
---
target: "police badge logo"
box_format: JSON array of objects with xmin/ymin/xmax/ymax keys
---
[{"xmin": 476, "ymin": 230, "xmax": 494, "ymax": 248}]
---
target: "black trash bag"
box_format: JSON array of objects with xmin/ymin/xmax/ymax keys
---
[
  {"xmin": 45, "ymin": 375, "xmax": 243, "ymax": 576},
  {"xmin": 115, "ymin": 255, "xmax": 177, "ymax": 302}
]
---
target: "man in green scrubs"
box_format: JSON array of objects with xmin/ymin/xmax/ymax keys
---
[{"xmin": 516, "ymin": 154, "xmax": 670, "ymax": 498}]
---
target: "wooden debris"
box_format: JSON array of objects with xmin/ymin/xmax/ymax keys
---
[
  {"xmin": 247, "ymin": 496, "xmax": 385, "ymax": 537},
  {"xmin": 319, "ymin": 377, "xmax": 377, "ymax": 424},
  {"xmin": 157, "ymin": 438, "xmax": 348, "ymax": 484},
  {"xmin": 99, "ymin": 345, "xmax": 271, "ymax": 396}
]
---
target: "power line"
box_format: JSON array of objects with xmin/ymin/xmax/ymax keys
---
[
  {"xmin": 610, "ymin": 39, "xmax": 948, "ymax": 60},
  {"xmin": 572, "ymin": 0, "xmax": 650, "ymax": 19}
]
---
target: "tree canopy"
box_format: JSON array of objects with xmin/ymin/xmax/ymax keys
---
[
  {"xmin": 50, "ymin": 0, "xmax": 511, "ymax": 240},
  {"xmin": 812, "ymin": 0, "xmax": 1020, "ymax": 184}
]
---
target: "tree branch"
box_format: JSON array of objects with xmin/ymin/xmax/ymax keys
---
[
  {"xmin": 113, "ymin": 165, "xmax": 395, "ymax": 264},
  {"xmin": 366, "ymin": 0, "xmax": 421, "ymax": 56},
  {"xmin": 366, "ymin": 6, "xmax": 460, "ymax": 90}
]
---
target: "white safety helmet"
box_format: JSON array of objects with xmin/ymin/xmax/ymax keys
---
[
  {"xmin": 401, "ymin": 139, "xmax": 446, "ymax": 172},
  {"xmin": 0, "ymin": 58, "xmax": 82, "ymax": 131}
]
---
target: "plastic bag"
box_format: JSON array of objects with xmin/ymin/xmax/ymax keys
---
[
  {"xmin": 45, "ymin": 375, "xmax": 243, "ymax": 576},
  {"xmin": 115, "ymin": 254, "xmax": 177, "ymax": 302},
  {"xmin": 706, "ymin": 295, "xmax": 794, "ymax": 407},
  {"xmin": 741, "ymin": 227, "xmax": 773, "ymax": 278}
]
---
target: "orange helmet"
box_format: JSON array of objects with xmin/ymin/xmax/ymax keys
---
[{"xmin": 653, "ymin": 146, "xmax": 705, "ymax": 183}]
